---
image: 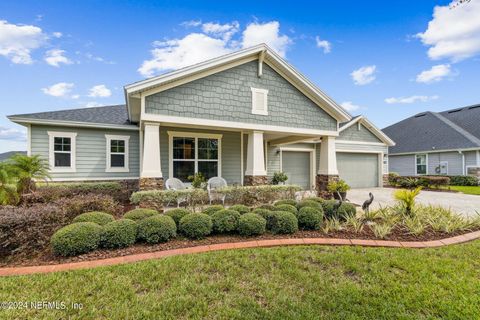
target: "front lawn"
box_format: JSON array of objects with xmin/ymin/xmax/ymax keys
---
[
  {"xmin": 1, "ymin": 242, "xmax": 480, "ymax": 319},
  {"xmin": 449, "ymin": 185, "xmax": 480, "ymax": 195}
]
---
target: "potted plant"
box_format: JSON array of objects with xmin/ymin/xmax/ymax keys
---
[
  {"xmin": 327, "ymin": 179, "xmax": 351, "ymax": 200},
  {"xmin": 272, "ymin": 172, "xmax": 288, "ymax": 185},
  {"xmin": 187, "ymin": 172, "xmax": 206, "ymax": 189}
]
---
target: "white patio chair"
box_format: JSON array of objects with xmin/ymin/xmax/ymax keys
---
[
  {"xmin": 165, "ymin": 178, "xmax": 187, "ymax": 207},
  {"xmin": 207, "ymin": 177, "xmax": 227, "ymax": 205}
]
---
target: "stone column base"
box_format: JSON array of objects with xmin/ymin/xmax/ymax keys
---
[
  {"xmin": 316, "ymin": 174, "xmax": 339, "ymax": 198},
  {"xmin": 139, "ymin": 177, "xmax": 164, "ymax": 191},
  {"xmin": 382, "ymin": 174, "xmax": 390, "ymax": 187},
  {"xmin": 244, "ymin": 175, "xmax": 268, "ymax": 186}
]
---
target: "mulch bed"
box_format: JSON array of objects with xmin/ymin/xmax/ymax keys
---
[{"xmin": 2, "ymin": 225, "xmax": 478, "ymax": 268}]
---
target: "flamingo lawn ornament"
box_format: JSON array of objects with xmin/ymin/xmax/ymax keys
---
[{"xmin": 362, "ymin": 192, "xmax": 374, "ymax": 214}]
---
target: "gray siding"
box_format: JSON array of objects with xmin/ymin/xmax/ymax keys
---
[
  {"xmin": 389, "ymin": 154, "xmax": 415, "ymax": 176},
  {"xmin": 339, "ymin": 124, "xmax": 382, "ymax": 143},
  {"xmin": 145, "ymin": 60, "xmax": 337, "ymax": 131},
  {"xmin": 428, "ymin": 152, "xmax": 463, "ymax": 175},
  {"xmin": 465, "ymin": 151, "xmax": 478, "ymax": 167},
  {"xmin": 335, "ymin": 142, "xmax": 388, "ymax": 153},
  {"xmin": 31, "ymin": 125, "xmax": 140, "ymax": 180}
]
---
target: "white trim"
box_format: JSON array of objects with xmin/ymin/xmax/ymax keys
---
[
  {"xmin": 378, "ymin": 153, "xmax": 384, "ymax": 186},
  {"xmin": 168, "ymin": 131, "xmax": 222, "ymax": 180},
  {"xmin": 9, "ymin": 117, "xmax": 138, "ymax": 131},
  {"xmin": 461, "ymin": 151, "xmax": 466, "ymax": 175},
  {"xmin": 415, "ymin": 154, "xmax": 428, "ymax": 175},
  {"xmin": 390, "ymin": 147, "xmax": 480, "ymax": 156},
  {"xmin": 279, "ymin": 148, "xmax": 315, "ymax": 190},
  {"xmin": 336, "ymin": 140, "xmax": 386, "ymax": 146},
  {"xmin": 142, "ymin": 113, "xmax": 338, "ymax": 137},
  {"xmin": 477, "ymin": 150, "xmax": 480, "ymax": 166},
  {"xmin": 336, "ymin": 149, "xmax": 383, "ymax": 154},
  {"xmin": 26, "ymin": 124, "xmax": 31, "ymax": 156},
  {"xmin": 240, "ymin": 131, "xmax": 244, "ymax": 185},
  {"xmin": 339, "ymin": 116, "xmax": 395, "ymax": 146},
  {"xmin": 251, "ymin": 87, "xmax": 269, "ymax": 116},
  {"xmin": 47, "ymin": 131, "xmax": 77, "ymax": 173},
  {"xmin": 105, "ymin": 134, "xmax": 130, "ymax": 173},
  {"xmin": 139, "ymin": 128, "xmax": 143, "ymax": 174},
  {"xmin": 47, "ymin": 176, "xmax": 139, "ymax": 182}
]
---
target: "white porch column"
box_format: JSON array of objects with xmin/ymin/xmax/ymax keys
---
[
  {"xmin": 141, "ymin": 123, "xmax": 162, "ymax": 178},
  {"xmin": 318, "ymin": 136, "xmax": 338, "ymax": 175},
  {"xmin": 245, "ymin": 131, "xmax": 267, "ymax": 179}
]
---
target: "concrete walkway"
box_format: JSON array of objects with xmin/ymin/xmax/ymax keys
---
[{"xmin": 348, "ymin": 188, "xmax": 480, "ymax": 217}]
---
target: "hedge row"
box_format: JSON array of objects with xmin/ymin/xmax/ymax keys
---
[{"xmin": 388, "ymin": 173, "xmax": 479, "ymax": 188}]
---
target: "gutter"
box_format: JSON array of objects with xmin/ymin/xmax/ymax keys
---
[{"xmin": 8, "ymin": 117, "xmax": 139, "ymax": 131}]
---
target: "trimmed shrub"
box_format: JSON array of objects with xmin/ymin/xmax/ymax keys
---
[
  {"xmin": 51, "ymin": 222, "xmax": 102, "ymax": 256},
  {"xmin": 202, "ymin": 205, "xmax": 224, "ymax": 216},
  {"xmin": 137, "ymin": 215, "xmax": 177, "ymax": 244},
  {"xmin": 304, "ymin": 197, "xmax": 325, "ymax": 204},
  {"xmin": 449, "ymin": 175, "xmax": 478, "ymax": 186},
  {"xmin": 229, "ymin": 204, "xmax": 250, "ymax": 215},
  {"xmin": 273, "ymin": 204, "xmax": 298, "ymax": 215},
  {"xmin": 389, "ymin": 175, "xmax": 450, "ymax": 189},
  {"xmin": 268, "ymin": 211, "xmax": 298, "ymax": 234},
  {"xmin": 100, "ymin": 219, "xmax": 137, "ymax": 249},
  {"xmin": 123, "ymin": 208, "xmax": 158, "ymax": 221},
  {"xmin": 165, "ymin": 208, "xmax": 191, "ymax": 226},
  {"xmin": 258, "ymin": 204, "xmax": 276, "ymax": 211},
  {"xmin": 238, "ymin": 213, "xmax": 266, "ymax": 236},
  {"xmin": 298, "ymin": 207, "xmax": 323, "ymax": 230},
  {"xmin": 274, "ymin": 199, "xmax": 296, "ymax": 206},
  {"xmin": 322, "ymin": 200, "xmax": 356, "ymax": 220},
  {"xmin": 53, "ymin": 194, "xmax": 120, "ymax": 217},
  {"xmin": 296, "ymin": 199, "xmax": 323, "ymax": 211},
  {"xmin": 252, "ymin": 208, "xmax": 273, "ymax": 219},
  {"xmin": 212, "ymin": 209, "xmax": 241, "ymax": 233},
  {"xmin": 179, "ymin": 213, "xmax": 213, "ymax": 239},
  {"xmin": 72, "ymin": 211, "xmax": 115, "ymax": 226}
]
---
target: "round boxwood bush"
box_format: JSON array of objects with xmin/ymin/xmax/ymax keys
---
[
  {"xmin": 296, "ymin": 199, "xmax": 323, "ymax": 211},
  {"xmin": 269, "ymin": 211, "xmax": 298, "ymax": 234},
  {"xmin": 273, "ymin": 204, "xmax": 298, "ymax": 215},
  {"xmin": 179, "ymin": 213, "xmax": 213, "ymax": 239},
  {"xmin": 258, "ymin": 204, "xmax": 276, "ymax": 211},
  {"xmin": 137, "ymin": 215, "xmax": 177, "ymax": 244},
  {"xmin": 100, "ymin": 219, "xmax": 137, "ymax": 248},
  {"xmin": 123, "ymin": 208, "xmax": 158, "ymax": 221},
  {"xmin": 165, "ymin": 208, "xmax": 191, "ymax": 226},
  {"xmin": 322, "ymin": 200, "xmax": 356, "ymax": 220},
  {"xmin": 252, "ymin": 208, "xmax": 273, "ymax": 219},
  {"xmin": 202, "ymin": 205, "xmax": 224, "ymax": 216},
  {"xmin": 298, "ymin": 207, "xmax": 323, "ymax": 230},
  {"xmin": 72, "ymin": 211, "xmax": 115, "ymax": 226},
  {"xmin": 238, "ymin": 213, "xmax": 266, "ymax": 236},
  {"xmin": 229, "ymin": 204, "xmax": 250, "ymax": 215},
  {"xmin": 275, "ymin": 199, "xmax": 297, "ymax": 207},
  {"xmin": 51, "ymin": 222, "xmax": 102, "ymax": 256},
  {"xmin": 212, "ymin": 209, "xmax": 241, "ymax": 233},
  {"xmin": 307, "ymin": 197, "xmax": 325, "ymax": 204}
]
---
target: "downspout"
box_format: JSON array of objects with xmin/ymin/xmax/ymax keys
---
[{"xmin": 459, "ymin": 150, "xmax": 465, "ymax": 175}]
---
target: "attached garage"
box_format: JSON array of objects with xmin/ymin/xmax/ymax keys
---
[
  {"xmin": 337, "ymin": 152, "xmax": 379, "ymax": 188},
  {"xmin": 281, "ymin": 150, "xmax": 313, "ymax": 190}
]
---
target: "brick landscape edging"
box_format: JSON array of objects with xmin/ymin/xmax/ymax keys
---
[{"xmin": 1, "ymin": 230, "xmax": 480, "ymax": 277}]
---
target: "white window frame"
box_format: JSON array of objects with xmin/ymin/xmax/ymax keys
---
[
  {"xmin": 251, "ymin": 87, "xmax": 268, "ymax": 116},
  {"xmin": 48, "ymin": 131, "xmax": 77, "ymax": 173},
  {"xmin": 105, "ymin": 134, "xmax": 130, "ymax": 173},
  {"xmin": 415, "ymin": 154, "xmax": 428, "ymax": 175},
  {"xmin": 168, "ymin": 131, "xmax": 222, "ymax": 180}
]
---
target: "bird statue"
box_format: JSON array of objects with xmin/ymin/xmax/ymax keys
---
[
  {"xmin": 332, "ymin": 191, "xmax": 343, "ymax": 216},
  {"xmin": 362, "ymin": 192, "xmax": 374, "ymax": 214}
]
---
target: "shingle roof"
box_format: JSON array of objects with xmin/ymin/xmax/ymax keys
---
[
  {"xmin": 8, "ymin": 104, "xmax": 134, "ymax": 126},
  {"xmin": 383, "ymin": 104, "xmax": 480, "ymax": 154}
]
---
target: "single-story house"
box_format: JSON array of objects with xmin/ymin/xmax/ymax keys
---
[
  {"xmin": 383, "ymin": 105, "xmax": 480, "ymax": 177},
  {"xmin": 8, "ymin": 44, "xmax": 394, "ymax": 192}
]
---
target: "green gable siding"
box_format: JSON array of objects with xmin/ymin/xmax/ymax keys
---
[
  {"xmin": 339, "ymin": 123, "xmax": 382, "ymax": 143},
  {"xmin": 145, "ymin": 60, "xmax": 337, "ymax": 131},
  {"xmin": 30, "ymin": 125, "xmax": 140, "ymax": 180}
]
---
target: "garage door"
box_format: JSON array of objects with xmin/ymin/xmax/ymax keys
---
[
  {"xmin": 282, "ymin": 151, "xmax": 311, "ymax": 190},
  {"xmin": 337, "ymin": 153, "xmax": 378, "ymax": 188}
]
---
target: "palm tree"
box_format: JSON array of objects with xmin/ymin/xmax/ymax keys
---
[
  {"xmin": 9, "ymin": 154, "xmax": 50, "ymax": 195},
  {"xmin": 0, "ymin": 162, "xmax": 18, "ymax": 205}
]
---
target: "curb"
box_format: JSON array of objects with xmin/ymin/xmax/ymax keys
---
[{"xmin": 1, "ymin": 230, "xmax": 480, "ymax": 277}]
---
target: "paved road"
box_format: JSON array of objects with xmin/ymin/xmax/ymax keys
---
[{"xmin": 348, "ymin": 187, "xmax": 480, "ymax": 217}]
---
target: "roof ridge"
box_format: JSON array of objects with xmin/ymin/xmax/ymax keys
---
[
  {"xmin": 8, "ymin": 104, "xmax": 125, "ymax": 118},
  {"xmin": 430, "ymin": 112, "xmax": 480, "ymax": 146}
]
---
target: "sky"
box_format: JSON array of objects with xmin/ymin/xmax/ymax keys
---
[{"xmin": 0, "ymin": 0, "xmax": 479, "ymax": 153}]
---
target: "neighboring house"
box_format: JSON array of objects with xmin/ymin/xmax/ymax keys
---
[
  {"xmin": 8, "ymin": 44, "xmax": 394, "ymax": 191},
  {"xmin": 383, "ymin": 105, "xmax": 480, "ymax": 177},
  {"xmin": 0, "ymin": 151, "xmax": 26, "ymax": 162}
]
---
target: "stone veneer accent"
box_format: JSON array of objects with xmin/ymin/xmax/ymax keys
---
[
  {"xmin": 382, "ymin": 174, "xmax": 390, "ymax": 187},
  {"xmin": 139, "ymin": 177, "xmax": 164, "ymax": 191},
  {"xmin": 316, "ymin": 174, "xmax": 339, "ymax": 198},
  {"xmin": 244, "ymin": 175, "xmax": 268, "ymax": 186}
]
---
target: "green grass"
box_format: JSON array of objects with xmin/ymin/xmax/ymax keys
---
[
  {"xmin": 449, "ymin": 185, "xmax": 480, "ymax": 195},
  {"xmin": 1, "ymin": 242, "xmax": 480, "ymax": 319}
]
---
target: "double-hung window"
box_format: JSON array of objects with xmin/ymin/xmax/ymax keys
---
[
  {"xmin": 415, "ymin": 154, "xmax": 427, "ymax": 175},
  {"xmin": 48, "ymin": 131, "xmax": 77, "ymax": 172},
  {"xmin": 169, "ymin": 132, "xmax": 222, "ymax": 182},
  {"xmin": 105, "ymin": 135, "xmax": 130, "ymax": 172}
]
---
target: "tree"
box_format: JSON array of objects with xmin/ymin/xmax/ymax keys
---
[{"xmin": 9, "ymin": 154, "xmax": 50, "ymax": 195}]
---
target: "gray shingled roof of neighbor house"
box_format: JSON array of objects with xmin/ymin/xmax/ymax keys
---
[
  {"xmin": 8, "ymin": 104, "xmax": 134, "ymax": 126},
  {"xmin": 383, "ymin": 104, "xmax": 480, "ymax": 154}
]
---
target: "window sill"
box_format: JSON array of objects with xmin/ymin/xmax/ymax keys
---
[
  {"xmin": 51, "ymin": 167, "xmax": 76, "ymax": 173},
  {"xmin": 106, "ymin": 168, "xmax": 130, "ymax": 173},
  {"xmin": 251, "ymin": 111, "xmax": 268, "ymax": 116}
]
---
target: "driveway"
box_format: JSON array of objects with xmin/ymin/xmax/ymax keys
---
[{"xmin": 348, "ymin": 188, "xmax": 480, "ymax": 217}]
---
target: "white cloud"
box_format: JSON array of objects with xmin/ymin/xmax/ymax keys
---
[
  {"xmin": 340, "ymin": 101, "xmax": 360, "ymax": 112},
  {"xmin": 181, "ymin": 20, "xmax": 202, "ymax": 28},
  {"xmin": 417, "ymin": 1, "xmax": 480, "ymax": 61},
  {"xmin": 350, "ymin": 65, "xmax": 376, "ymax": 85},
  {"xmin": 85, "ymin": 52, "xmax": 115, "ymax": 64},
  {"xmin": 0, "ymin": 126, "xmax": 26, "ymax": 141},
  {"xmin": 315, "ymin": 36, "xmax": 331, "ymax": 53},
  {"xmin": 44, "ymin": 49, "xmax": 72, "ymax": 67},
  {"xmin": 242, "ymin": 21, "xmax": 291, "ymax": 57},
  {"xmin": 52, "ymin": 32, "xmax": 62, "ymax": 38},
  {"xmin": 88, "ymin": 84, "xmax": 111, "ymax": 98},
  {"xmin": 385, "ymin": 95, "xmax": 439, "ymax": 104},
  {"xmin": 202, "ymin": 21, "xmax": 239, "ymax": 41},
  {"xmin": 85, "ymin": 101, "xmax": 101, "ymax": 108},
  {"xmin": 41, "ymin": 82, "xmax": 74, "ymax": 98},
  {"xmin": 416, "ymin": 64, "xmax": 452, "ymax": 83},
  {"xmin": 0, "ymin": 20, "xmax": 47, "ymax": 64}
]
